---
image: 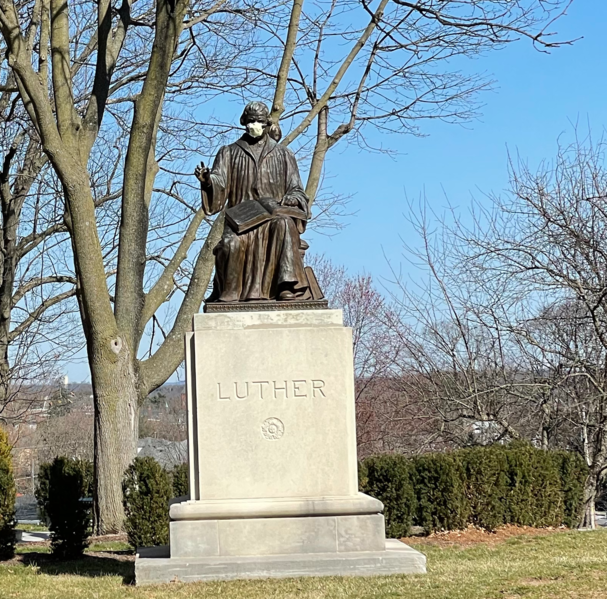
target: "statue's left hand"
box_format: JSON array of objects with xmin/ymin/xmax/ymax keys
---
[{"xmin": 282, "ymin": 197, "xmax": 300, "ymax": 207}]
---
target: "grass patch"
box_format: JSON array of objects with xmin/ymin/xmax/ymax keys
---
[
  {"xmin": 0, "ymin": 528, "xmax": 606, "ymax": 598},
  {"xmin": 15, "ymin": 541, "xmax": 132, "ymax": 555},
  {"xmin": 16, "ymin": 523, "xmax": 48, "ymax": 532},
  {"xmin": 88, "ymin": 541, "xmax": 132, "ymax": 553}
]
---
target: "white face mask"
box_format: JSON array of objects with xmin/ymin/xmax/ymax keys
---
[{"xmin": 246, "ymin": 121, "xmax": 265, "ymax": 138}]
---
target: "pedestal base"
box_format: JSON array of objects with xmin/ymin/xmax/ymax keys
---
[
  {"xmin": 170, "ymin": 513, "xmax": 386, "ymax": 558},
  {"xmin": 135, "ymin": 539, "xmax": 427, "ymax": 585}
]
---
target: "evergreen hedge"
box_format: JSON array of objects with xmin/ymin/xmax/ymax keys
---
[
  {"xmin": 359, "ymin": 444, "xmax": 588, "ymax": 536},
  {"xmin": 503, "ymin": 442, "xmax": 563, "ymax": 527},
  {"xmin": 554, "ymin": 450, "xmax": 588, "ymax": 528},
  {"xmin": 359, "ymin": 455, "xmax": 415, "ymax": 538},
  {"xmin": 122, "ymin": 457, "xmax": 172, "ymax": 549},
  {"xmin": 412, "ymin": 453, "xmax": 470, "ymax": 533},
  {"xmin": 36, "ymin": 457, "xmax": 93, "ymax": 558},
  {"xmin": 0, "ymin": 428, "xmax": 15, "ymax": 559},
  {"xmin": 459, "ymin": 446, "xmax": 508, "ymax": 531}
]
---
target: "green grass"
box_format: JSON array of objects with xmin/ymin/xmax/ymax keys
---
[
  {"xmin": 88, "ymin": 540, "xmax": 132, "ymax": 553},
  {"xmin": 1, "ymin": 529, "xmax": 606, "ymax": 598},
  {"xmin": 15, "ymin": 523, "xmax": 48, "ymax": 532},
  {"xmin": 15, "ymin": 541, "xmax": 132, "ymax": 555}
]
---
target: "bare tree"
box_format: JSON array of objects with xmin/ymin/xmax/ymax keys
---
[
  {"xmin": 394, "ymin": 135, "xmax": 607, "ymax": 527},
  {"xmin": 0, "ymin": 76, "xmax": 80, "ymax": 422},
  {"xmin": 257, "ymin": 0, "xmax": 573, "ymax": 206},
  {"xmin": 459, "ymin": 136, "xmax": 607, "ymax": 527},
  {"xmin": 36, "ymin": 407, "xmax": 95, "ymax": 463},
  {"xmin": 388, "ymin": 224, "xmax": 542, "ymax": 450},
  {"xmin": 310, "ymin": 254, "xmax": 430, "ymax": 456}
]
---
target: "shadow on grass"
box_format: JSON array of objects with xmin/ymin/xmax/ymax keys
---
[{"xmin": 19, "ymin": 552, "xmax": 135, "ymax": 585}]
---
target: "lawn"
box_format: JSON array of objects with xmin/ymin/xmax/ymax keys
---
[{"xmin": 1, "ymin": 528, "xmax": 606, "ymax": 598}]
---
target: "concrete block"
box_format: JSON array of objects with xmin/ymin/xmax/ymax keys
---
[
  {"xmin": 169, "ymin": 513, "xmax": 387, "ymax": 558},
  {"xmin": 337, "ymin": 514, "xmax": 386, "ymax": 553},
  {"xmin": 218, "ymin": 516, "xmax": 337, "ymax": 557},
  {"xmin": 135, "ymin": 539, "xmax": 427, "ymax": 585},
  {"xmin": 170, "ymin": 520, "xmax": 219, "ymax": 558},
  {"xmin": 147, "ymin": 309, "xmax": 430, "ymax": 586},
  {"xmin": 193, "ymin": 309, "xmax": 344, "ymax": 331},
  {"xmin": 186, "ymin": 309, "xmax": 359, "ymax": 502}
]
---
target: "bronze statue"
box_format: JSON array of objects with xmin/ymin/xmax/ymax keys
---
[{"xmin": 196, "ymin": 102, "xmax": 318, "ymax": 304}]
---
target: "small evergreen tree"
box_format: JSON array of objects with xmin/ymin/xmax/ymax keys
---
[
  {"xmin": 0, "ymin": 427, "xmax": 15, "ymax": 559},
  {"xmin": 35, "ymin": 462, "xmax": 51, "ymax": 525},
  {"xmin": 170, "ymin": 464, "xmax": 188, "ymax": 498},
  {"xmin": 36, "ymin": 457, "xmax": 92, "ymax": 558},
  {"xmin": 36, "ymin": 459, "xmax": 93, "ymax": 526},
  {"xmin": 122, "ymin": 457, "xmax": 171, "ymax": 548}
]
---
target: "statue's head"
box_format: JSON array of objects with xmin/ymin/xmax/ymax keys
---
[{"xmin": 240, "ymin": 102, "xmax": 270, "ymax": 139}]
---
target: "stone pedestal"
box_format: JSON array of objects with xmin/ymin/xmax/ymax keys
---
[{"xmin": 135, "ymin": 310, "xmax": 426, "ymax": 585}]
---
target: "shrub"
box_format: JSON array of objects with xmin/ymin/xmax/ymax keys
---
[
  {"xmin": 458, "ymin": 446, "xmax": 508, "ymax": 531},
  {"xmin": 553, "ymin": 450, "xmax": 588, "ymax": 528},
  {"xmin": 504, "ymin": 443, "xmax": 563, "ymax": 527},
  {"xmin": 36, "ymin": 458, "xmax": 93, "ymax": 526},
  {"xmin": 122, "ymin": 457, "xmax": 171, "ymax": 549},
  {"xmin": 170, "ymin": 463, "xmax": 188, "ymax": 498},
  {"xmin": 0, "ymin": 427, "xmax": 15, "ymax": 559},
  {"xmin": 359, "ymin": 455, "xmax": 415, "ymax": 537},
  {"xmin": 360, "ymin": 444, "xmax": 587, "ymax": 537},
  {"xmin": 412, "ymin": 453, "xmax": 469, "ymax": 533},
  {"xmin": 36, "ymin": 457, "xmax": 93, "ymax": 558}
]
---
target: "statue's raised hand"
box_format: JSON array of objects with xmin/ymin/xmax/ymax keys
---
[{"xmin": 195, "ymin": 161, "xmax": 211, "ymax": 186}]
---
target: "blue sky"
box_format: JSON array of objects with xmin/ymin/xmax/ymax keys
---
[
  {"xmin": 306, "ymin": 0, "xmax": 604, "ymax": 283},
  {"xmin": 65, "ymin": 0, "xmax": 603, "ymax": 383}
]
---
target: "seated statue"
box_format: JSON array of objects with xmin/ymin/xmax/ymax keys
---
[{"xmin": 196, "ymin": 101, "xmax": 312, "ymax": 303}]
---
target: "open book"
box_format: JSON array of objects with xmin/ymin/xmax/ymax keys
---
[{"xmin": 225, "ymin": 198, "xmax": 307, "ymax": 234}]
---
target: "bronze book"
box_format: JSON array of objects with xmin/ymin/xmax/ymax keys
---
[
  {"xmin": 225, "ymin": 198, "xmax": 307, "ymax": 234},
  {"xmin": 257, "ymin": 197, "xmax": 307, "ymax": 221}
]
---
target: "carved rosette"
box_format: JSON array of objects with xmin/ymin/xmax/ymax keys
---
[{"xmin": 261, "ymin": 417, "xmax": 285, "ymax": 440}]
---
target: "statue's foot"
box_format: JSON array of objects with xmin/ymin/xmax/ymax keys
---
[{"xmin": 278, "ymin": 289, "xmax": 297, "ymax": 301}]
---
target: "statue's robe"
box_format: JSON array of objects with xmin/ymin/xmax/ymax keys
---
[{"xmin": 201, "ymin": 136, "xmax": 310, "ymax": 302}]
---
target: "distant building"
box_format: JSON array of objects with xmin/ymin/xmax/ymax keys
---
[{"xmin": 137, "ymin": 437, "xmax": 187, "ymax": 469}]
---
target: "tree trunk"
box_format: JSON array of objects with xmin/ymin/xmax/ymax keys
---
[
  {"xmin": 91, "ymin": 341, "xmax": 140, "ymax": 534},
  {"xmin": 581, "ymin": 474, "xmax": 597, "ymax": 529},
  {"xmin": 305, "ymin": 106, "xmax": 329, "ymax": 204}
]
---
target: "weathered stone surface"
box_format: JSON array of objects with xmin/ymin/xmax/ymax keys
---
[
  {"xmin": 203, "ymin": 299, "xmax": 329, "ymax": 313},
  {"xmin": 169, "ymin": 514, "xmax": 387, "ymax": 558},
  {"xmin": 169, "ymin": 493, "xmax": 383, "ymax": 520},
  {"xmin": 337, "ymin": 514, "xmax": 386, "ymax": 553},
  {"xmin": 186, "ymin": 310, "xmax": 358, "ymax": 502},
  {"xmin": 218, "ymin": 516, "xmax": 338, "ymax": 557},
  {"xmin": 192, "ymin": 308, "xmax": 342, "ymax": 331},
  {"xmin": 170, "ymin": 520, "xmax": 219, "ymax": 558},
  {"xmin": 136, "ymin": 540, "xmax": 427, "ymax": 585}
]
